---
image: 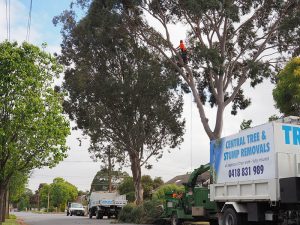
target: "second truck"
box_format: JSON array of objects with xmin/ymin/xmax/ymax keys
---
[{"xmin": 88, "ymin": 191, "xmax": 127, "ymax": 219}]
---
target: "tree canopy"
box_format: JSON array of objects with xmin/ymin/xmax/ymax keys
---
[
  {"xmin": 152, "ymin": 183, "xmax": 184, "ymax": 201},
  {"xmin": 39, "ymin": 178, "xmax": 78, "ymax": 212},
  {"xmin": 273, "ymin": 57, "xmax": 300, "ymax": 117},
  {"xmin": 118, "ymin": 175, "xmax": 164, "ymax": 202},
  {"xmin": 119, "ymin": 0, "xmax": 300, "ymax": 140},
  {"xmin": 0, "ymin": 41, "xmax": 70, "ymax": 222},
  {"xmin": 90, "ymin": 168, "xmax": 127, "ymax": 192},
  {"xmin": 55, "ymin": 0, "xmax": 185, "ymax": 204}
]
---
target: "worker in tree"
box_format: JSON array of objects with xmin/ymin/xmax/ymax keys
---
[{"xmin": 177, "ymin": 40, "xmax": 188, "ymax": 64}]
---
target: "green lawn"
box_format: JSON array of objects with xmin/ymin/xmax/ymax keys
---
[
  {"xmin": 3, "ymin": 215, "xmax": 20, "ymax": 225},
  {"xmin": 3, "ymin": 219, "xmax": 19, "ymax": 225}
]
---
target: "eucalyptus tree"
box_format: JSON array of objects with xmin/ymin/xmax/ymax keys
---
[
  {"xmin": 122, "ymin": 0, "xmax": 300, "ymax": 140},
  {"xmin": 55, "ymin": 0, "xmax": 184, "ymax": 204},
  {"xmin": 0, "ymin": 42, "xmax": 70, "ymax": 223}
]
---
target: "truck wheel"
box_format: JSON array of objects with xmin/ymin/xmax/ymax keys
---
[
  {"xmin": 96, "ymin": 211, "xmax": 103, "ymax": 219},
  {"xmin": 171, "ymin": 214, "xmax": 181, "ymax": 225},
  {"xmin": 222, "ymin": 208, "xmax": 243, "ymax": 225}
]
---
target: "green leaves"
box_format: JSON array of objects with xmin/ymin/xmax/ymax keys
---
[
  {"xmin": 0, "ymin": 41, "xmax": 70, "ymax": 187},
  {"xmin": 56, "ymin": 0, "xmax": 184, "ymax": 204},
  {"xmin": 122, "ymin": 0, "xmax": 300, "ymax": 139},
  {"xmin": 273, "ymin": 57, "xmax": 300, "ymax": 116},
  {"xmin": 39, "ymin": 178, "xmax": 78, "ymax": 211}
]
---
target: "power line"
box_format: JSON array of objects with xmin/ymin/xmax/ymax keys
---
[
  {"xmin": 26, "ymin": 0, "xmax": 33, "ymax": 42},
  {"xmin": 31, "ymin": 174, "xmax": 94, "ymax": 178},
  {"xmin": 8, "ymin": 0, "xmax": 10, "ymax": 40},
  {"xmin": 61, "ymin": 160, "xmax": 98, "ymax": 163},
  {"xmin": 5, "ymin": 0, "xmax": 8, "ymax": 40}
]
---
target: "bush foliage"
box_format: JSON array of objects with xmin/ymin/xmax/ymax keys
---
[
  {"xmin": 118, "ymin": 199, "xmax": 163, "ymax": 224},
  {"xmin": 152, "ymin": 184, "xmax": 184, "ymax": 201}
]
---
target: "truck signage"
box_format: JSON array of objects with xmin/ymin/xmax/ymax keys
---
[
  {"xmin": 100, "ymin": 199, "xmax": 114, "ymax": 205},
  {"xmin": 210, "ymin": 123, "xmax": 275, "ymax": 183},
  {"xmin": 281, "ymin": 125, "xmax": 300, "ymax": 145}
]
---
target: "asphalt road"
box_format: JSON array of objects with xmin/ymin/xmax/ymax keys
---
[{"xmin": 14, "ymin": 212, "xmax": 137, "ymax": 225}]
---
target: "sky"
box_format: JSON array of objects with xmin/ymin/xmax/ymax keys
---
[{"xmin": 0, "ymin": 0, "xmax": 280, "ymax": 192}]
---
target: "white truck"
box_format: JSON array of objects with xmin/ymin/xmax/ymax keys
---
[
  {"xmin": 88, "ymin": 191, "xmax": 127, "ymax": 219},
  {"xmin": 210, "ymin": 117, "xmax": 300, "ymax": 225}
]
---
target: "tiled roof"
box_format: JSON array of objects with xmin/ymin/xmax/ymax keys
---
[{"xmin": 165, "ymin": 171, "xmax": 210, "ymax": 186}]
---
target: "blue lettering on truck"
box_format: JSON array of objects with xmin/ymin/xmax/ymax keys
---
[{"xmin": 282, "ymin": 125, "xmax": 300, "ymax": 145}]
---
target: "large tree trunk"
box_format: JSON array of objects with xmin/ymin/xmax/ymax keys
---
[
  {"xmin": 2, "ymin": 190, "xmax": 7, "ymax": 221},
  {"xmin": 1, "ymin": 191, "xmax": 6, "ymax": 222},
  {"xmin": 0, "ymin": 184, "xmax": 7, "ymax": 224},
  {"xmin": 129, "ymin": 154, "xmax": 143, "ymax": 205}
]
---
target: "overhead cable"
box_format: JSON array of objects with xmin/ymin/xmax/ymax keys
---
[
  {"xmin": 5, "ymin": 0, "xmax": 8, "ymax": 40},
  {"xmin": 8, "ymin": 0, "xmax": 10, "ymax": 40},
  {"xmin": 26, "ymin": 0, "xmax": 33, "ymax": 42}
]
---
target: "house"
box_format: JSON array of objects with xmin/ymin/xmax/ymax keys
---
[{"xmin": 165, "ymin": 171, "xmax": 210, "ymax": 186}]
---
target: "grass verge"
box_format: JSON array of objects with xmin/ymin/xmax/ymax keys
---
[
  {"xmin": 3, "ymin": 215, "xmax": 24, "ymax": 225},
  {"xmin": 3, "ymin": 219, "xmax": 19, "ymax": 225}
]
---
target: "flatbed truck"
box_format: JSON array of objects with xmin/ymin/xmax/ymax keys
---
[{"xmin": 88, "ymin": 191, "xmax": 127, "ymax": 219}]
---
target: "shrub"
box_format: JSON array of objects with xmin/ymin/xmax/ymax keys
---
[
  {"xmin": 152, "ymin": 184, "xmax": 184, "ymax": 201},
  {"xmin": 48, "ymin": 206, "xmax": 55, "ymax": 212},
  {"xmin": 118, "ymin": 203, "xmax": 135, "ymax": 223},
  {"xmin": 126, "ymin": 191, "xmax": 135, "ymax": 202},
  {"xmin": 9, "ymin": 214, "xmax": 17, "ymax": 219},
  {"xmin": 118, "ymin": 199, "xmax": 163, "ymax": 224},
  {"xmin": 131, "ymin": 205, "xmax": 145, "ymax": 223},
  {"xmin": 59, "ymin": 204, "xmax": 65, "ymax": 212},
  {"xmin": 142, "ymin": 199, "xmax": 163, "ymax": 224}
]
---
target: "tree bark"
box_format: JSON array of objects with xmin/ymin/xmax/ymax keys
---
[
  {"xmin": 2, "ymin": 192, "xmax": 5, "ymax": 222},
  {"xmin": 129, "ymin": 154, "xmax": 143, "ymax": 205},
  {"xmin": 213, "ymin": 103, "xmax": 225, "ymax": 140},
  {"xmin": 5, "ymin": 189, "xmax": 9, "ymax": 219},
  {"xmin": 2, "ymin": 189, "xmax": 7, "ymax": 222},
  {"xmin": 0, "ymin": 184, "xmax": 6, "ymax": 224}
]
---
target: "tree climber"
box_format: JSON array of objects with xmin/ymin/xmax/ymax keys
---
[{"xmin": 177, "ymin": 40, "xmax": 188, "ymax": 64}]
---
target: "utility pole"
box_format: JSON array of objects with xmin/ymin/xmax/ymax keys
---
[
  {"xmin": 37, "ymin": 192, "xmax": 40, "ymax": 211},
  {"xmin": 47, "ymin": 190, "xmax": 50, "ymax": 212},
  {"xmin": 108, "ymin": 146, "xmax": 112, "ymax": 193}
]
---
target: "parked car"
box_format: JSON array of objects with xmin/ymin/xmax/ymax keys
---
[{"xmin": 66, "ymin": 202, "xmax": 85, "ymax": 216}]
